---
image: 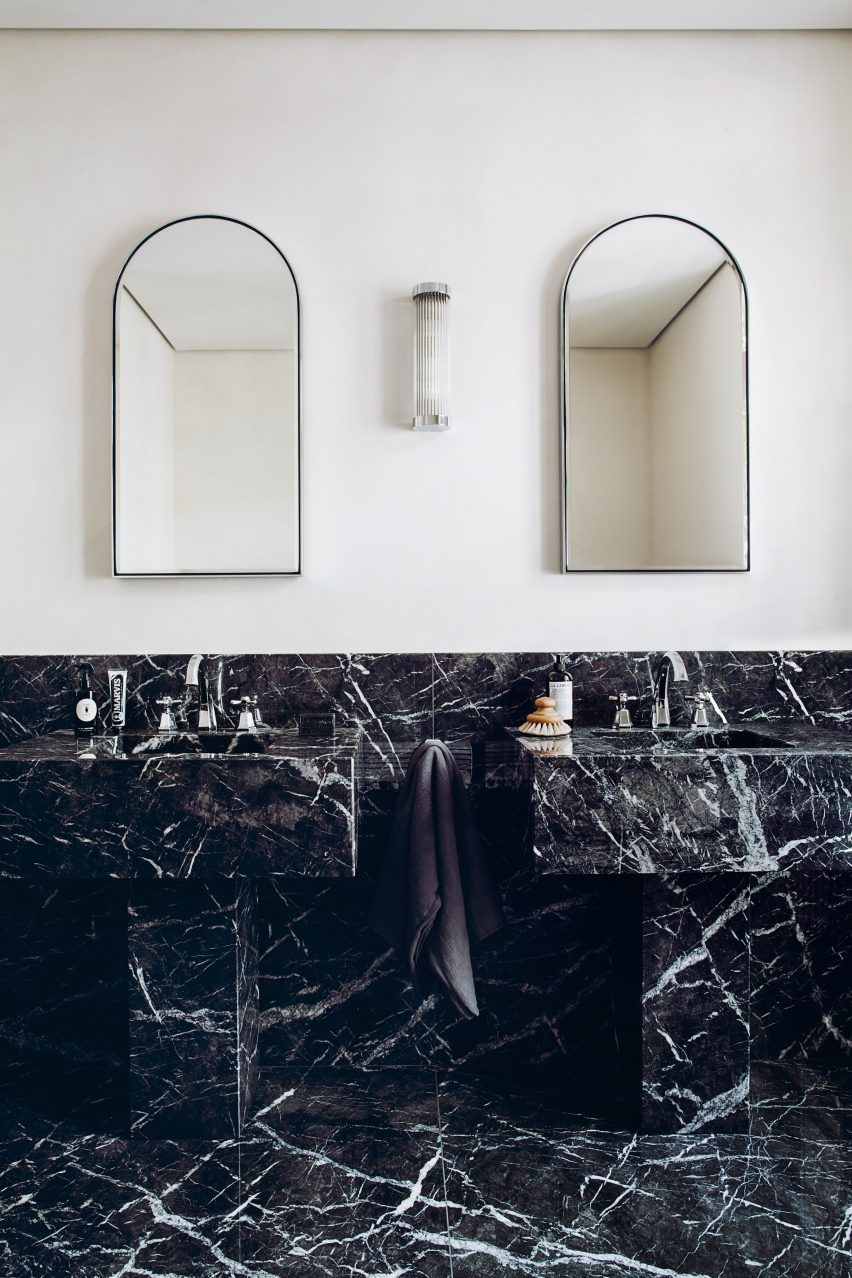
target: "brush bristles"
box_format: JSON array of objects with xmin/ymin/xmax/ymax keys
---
[{"xmin": 518, "ymin": 720, "xmax": 570, "ymax": 737}]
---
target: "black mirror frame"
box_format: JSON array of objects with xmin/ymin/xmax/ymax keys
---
[
  {"xmin": 560, "ymin": 212, "xmax": 749, "ymax": 574},
  {"xmin": 112, "ymin": 213, "xmax": 302, "ymax": 578}
]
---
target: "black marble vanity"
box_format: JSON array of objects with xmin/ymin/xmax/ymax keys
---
[{"xmin": 0, "ymin": 651, "xmax": 849, "ymax": 1276}]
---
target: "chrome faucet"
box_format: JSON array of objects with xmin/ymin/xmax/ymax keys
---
[
  {"xmin": 184, "ymin": 655, "xmax": 225, "ymax": 730},
  {"xmin": 652, "ymin": 651, "xmax": 689, "ymax": 727},
  {"xmin": 231, "ymin": 696, "xmax": 260, "ymax": 733},
  {"xmin": 609, "ymin": 691, "xmax": 638, "ymax": 728}
]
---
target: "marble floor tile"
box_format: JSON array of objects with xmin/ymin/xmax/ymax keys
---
[
  {"xmin": 437, "ymin": 1070, "xmax": 629, "ymax": 1136},
  {"xmin": 440, "ymin": 1127, "xmax": 852, "ymax": 1277},
  {"xmin": 236, "ymin": 1067, "xmax": 451, "ymax": 1276},
  {"xmin": 436, "ymin": 1073, "xmax": 852, "ymax": 1277},
  {"xmin": 0, "ymin": 1107, "xmax": 239, "ymax": 1276},
  {"xmin": 235, "ymin": 1132, "xmax": 452, "ymax": 1276}
]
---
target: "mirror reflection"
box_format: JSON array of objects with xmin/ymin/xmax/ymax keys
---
[
  {"xmin": 114, "ymin": 216, "xmax": 300, "ymax": 576},
  {"xmin": 562, "ymin": 215, "xmax": 748, "ymax": 572}
]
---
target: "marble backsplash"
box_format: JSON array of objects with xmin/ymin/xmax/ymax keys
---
[{"xmin": 1, "ymin": 651, "xmax": 850, "ymax": 765}]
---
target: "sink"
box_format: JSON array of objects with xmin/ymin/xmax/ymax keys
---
[
  {"xmin": 683, "ymin": 728, "xmax": 793, "ymax": 750},
  {"xmin": 118, "ymin": 730, "xmax": 271, "ymax": 758},
  {"xmin": 511, "ymin": 724, "xmax": 799, "ymax": 757},
  {"xmin": 590, "ymin": 726, "xmax": 794, "ymax": 752},
  {"xmin": 81, "ymin": 727, "xmax": 338, "ymax": 760},
  {"xmin": 1, "ymin": 726, "xmax": 362, "ymax": 877}
]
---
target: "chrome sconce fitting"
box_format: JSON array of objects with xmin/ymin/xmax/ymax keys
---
[{"xmin": 412, "ymin": 282, "xmax": 450, "ymax": 431}]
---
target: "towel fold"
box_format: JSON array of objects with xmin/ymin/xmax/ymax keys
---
[{"xmin": 368, "ymin": 739, "xmax": 504, "ymax": 1018}]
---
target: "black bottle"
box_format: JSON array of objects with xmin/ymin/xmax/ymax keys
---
[
  {"xmin": 74, "ymin": 662, "xmax": 98, "ymax": 739},
  {"xmin": 547, "ymin": 655, "xmax": 573, "ymax": 723}
]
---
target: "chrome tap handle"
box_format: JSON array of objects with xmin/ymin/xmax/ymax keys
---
[
  {"xmin": 249, "ymin": 695, "xmax": 266, "ymax": 728},
  {"xmin": 609, "ymin": 692, "xmax": 638, "ymax": 729},
  {"xmin": 155, "ymin": 696, "xmax": 180, "ymax": 734},
  {"xmin": 230, "ymin": 696, "xmax": 258, "ymax": 733},
  {"xmin": 686, "ymin": 692, "xmax": 711, "ymax": 728}
]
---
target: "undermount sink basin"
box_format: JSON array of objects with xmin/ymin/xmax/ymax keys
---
[
  {"xmin": 126, "ymin": 731, "xmax": 270, "ymax": 758},
  {"xmin": 684, "ymin": 727, "xmax": 793, "ymax": 750},
  {"xmin": 1, "ymin": 727, "xmax": 361, "ymax": 877},
  {"xmin": 595, "ymin": 726, "xmax": 794, "ymax": 751},
  {"xmin": 84, "ymin": 729, "xmax": 300, "ymax": 759}
]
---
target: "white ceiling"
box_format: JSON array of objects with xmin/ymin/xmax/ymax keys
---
[
  {"xmin": 568, "ymin": 218, "xmax": 729, "ymax": 348},
  {"xmin": 1, "ymin": 1, "xmax": 851, "ymax": 29}
]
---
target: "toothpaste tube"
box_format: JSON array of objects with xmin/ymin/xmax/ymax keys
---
[{"xmin": 108, "ymin": 668, "xmax": 127, "ymax": 730}]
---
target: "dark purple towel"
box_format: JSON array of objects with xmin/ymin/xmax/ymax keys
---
[{"xmin": 368, "ymin": 740, "xmax": 504, "ymax": 1018}]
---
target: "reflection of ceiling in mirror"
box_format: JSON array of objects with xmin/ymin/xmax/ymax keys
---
[
  {"xmin": 568, "ymin": 218, "xmax": 729, "ymax": 348},
  {"xmin": 122, "ymin": 218, "xmax": 296, "ymax": 351}
]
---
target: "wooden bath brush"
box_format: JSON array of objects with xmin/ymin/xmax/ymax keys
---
[{"xmin": 517, "ymin": 695, "xmax": 571, "ymax": 738}]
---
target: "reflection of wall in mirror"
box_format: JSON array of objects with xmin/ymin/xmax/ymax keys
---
[
  {"xmin": 116, "ymin": 292, "xmax": 175, "ymax": 573},
  {"xmin": 649, "ymin": 264, "xmax": 745, "ymax": 568},
  {"xmin": 172, "ymin": 351, "xmax": 297, "ymax": 574},
  {"xmin": 568, "ymin": 262, "xmax": 744, "ymax": 570},
  {"xmin": 569, "ymin": 348, "xmax": 651, "ymax": 569}
]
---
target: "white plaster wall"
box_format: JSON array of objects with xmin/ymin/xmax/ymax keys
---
[
  {"xmin": 649, "ymin": 264, "xmax": 747, "ymax": 569},
  {"xmin": 568, "ymin": 348, "xmax": 651, "ymax": 569},
  {"xmin": 0, "ymin": 30, "xmax": 850, "ymax": 651}
]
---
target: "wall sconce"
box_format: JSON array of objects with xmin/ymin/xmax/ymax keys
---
[{"xmin": 412, "ymin": 282, "xmax": 450, "ymax": 431}]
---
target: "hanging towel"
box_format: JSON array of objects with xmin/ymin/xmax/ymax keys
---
[{"xmin": 368, "ymin": 739, "xmax": 504, "ymax": 1018}]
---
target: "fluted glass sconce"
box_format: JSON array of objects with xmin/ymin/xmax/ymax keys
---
[{"xmin": 412, "ymin": 282, "xmax": 450, "ymax": 431}]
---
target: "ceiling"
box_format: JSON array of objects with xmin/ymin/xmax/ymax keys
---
[
  {"xmin": 122, "ymin": 219, "xmax": 296, "ymax": 350},
  {"xmin": 567, "ymin": 218, "xmax": 730, "ymax": 348},
  {"xmin": 1, "ymin": 1, "xmax": 851, "ymax": 29}
]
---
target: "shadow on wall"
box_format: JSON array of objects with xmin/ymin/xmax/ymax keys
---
[
  {"xmin": 382, "ymin": 293, "xmax": 415, "ymax": 430},
  {"xmin": 83, "ymin": 235, "xmax": 134, "ymax": 580}
]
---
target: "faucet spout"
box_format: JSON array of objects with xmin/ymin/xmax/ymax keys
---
[
  {"xmin": 183, "ymin": 655, "xmax": 226, "ymax": 730},
  {"xmin": 652, "ymin": 651, "xmax": 689, "ymax": 727},
  {"xmin": 185, "ymin": 654, "xmax": 204, "ymax": 689},
  {"xmin": 662, "ymin": 649, "xmax": 688, "ymax": 683}
]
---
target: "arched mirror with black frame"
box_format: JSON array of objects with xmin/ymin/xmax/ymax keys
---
[
  {"xmin": 113, "ymin": 214, "xmax": 301, "ymax": 577},
  {"xmin": 561, "ymin": 214, "xmax": 748, "ymax": 573}
]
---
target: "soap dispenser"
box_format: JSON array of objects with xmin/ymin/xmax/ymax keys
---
[
  {"xmin": 547, "ymin": 655, "xmax": 573, "ymax": 724},
  {"xmin": 74, "ymin": 662, "xmax": 98, "ymax": 739}
]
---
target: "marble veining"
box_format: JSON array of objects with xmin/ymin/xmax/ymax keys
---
[
  {"xmin": 524, "ymin": 724, "xmax": 852, "ymax": 875},
  {"xmin": 0, "ymin": 651, "xmax": 849, "ymax": 1273},
  {"xmin": 2, "ymin": 650, "xmax": 851, "ymax": 750},
  {"xmin": 129, "ymin": 881, "xmax": 240, "ymax": 1138},
  {"xmin": 641, "ymin": 875, "xmax": 750, "ymax": 1134},
  {"xmin": 0, "ymin": 729, "xmax": 358, "ymax": 878},
  {"xmin": 1, "ymin": 1077, "xmax": 850, "ymax": 1275}
]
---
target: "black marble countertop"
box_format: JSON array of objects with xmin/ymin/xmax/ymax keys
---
[
  {"xmin": 0, "ymin": 728, "xmax": 361, "ymax": 878},
  {"xmin": 2, "ymin": 718, "xmax": 848, "ymax": 766},
  {"xmin": 509, "ymin": 719, "xmax": 852, "ymax": 758},
  {"xmin": 0, "ymin": 726, "xmax": 362, "ymax": 763},
  {"xmin": 506, "ymin": 719, "xmax": 852, "ymax": 875}
]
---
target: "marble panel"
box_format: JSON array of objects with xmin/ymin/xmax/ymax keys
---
[
  {"xmin": 642, "ymin": 874, "xmax": 750, "ymax": 1134},
  {"xmin": 751, "ymin": 864, "xmax": 852, "ymax": 1061},
  {"xmin": 0, "ymin": 880, "xmax": 127, "ymax": 1134},
  {"xmin": 129, "ymin": 880, "xmax": 238, "ymax": 1137}
]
